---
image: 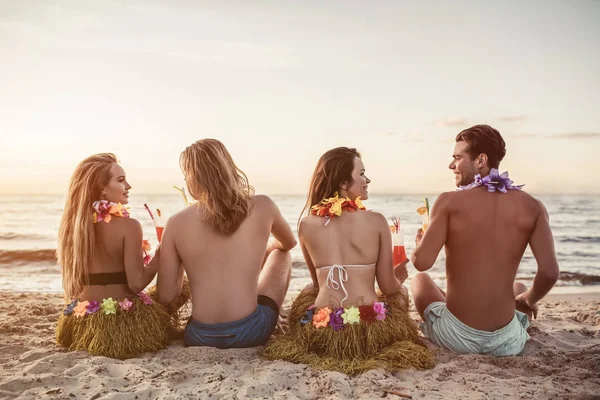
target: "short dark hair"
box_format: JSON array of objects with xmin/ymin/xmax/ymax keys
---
[{"xmin": 455, "ymin": 124, "xmax": 506, "ymax": 169}]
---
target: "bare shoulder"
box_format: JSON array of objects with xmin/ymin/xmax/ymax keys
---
[
  {"xmin": 120, "ymin": 216, "xmax": 141, "ymax": 228},
  {"xmin": 431, "ymin": 191, "xmax": 456, "ymax": 211},
  {"xmin": 251, "ymin": 194, "xmax": 275, "ymax": 209},
  {"xmin": 251, "ymin": 194, "xmax": 283, "ymax": 218},
  {"xmin": 117, "ymin": 216, "xmax": 142, "ymax": 234},
  {"xmin": 299, "ymin": 214, "xmax": 318, "ymax": 228},
  {"xmin": 510, "ymin": 190, "xmax": 548, "ymax": 215},
  {"xmin": 298, "ymin": 214, "xmax": 322, "ymax": 236},
  {"xmin": 364, "ymin": 210, "xmax": 389, "ymax": 228},
  {"xmin": 166, "ymin": 204, "xmax": 199, "ymax": 226},
  {"xmin": 531, "ymin": 195, "xmax": 549, "ymax": 218}
]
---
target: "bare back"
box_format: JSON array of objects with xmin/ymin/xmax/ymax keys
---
[
  {"xmin": 164, "ymin": 195, "xmax": 283, "ymax": 323},
  {"xmin": 440, "ymin": 188, "xmax": 544, "ymax": 330},
  {"xmin": 300, "ymin": 210, "xmax": 401, "ymax": 307},
  {"xmin": 79, "ymin": 217, "xmax": 139, "ymax": 301}
]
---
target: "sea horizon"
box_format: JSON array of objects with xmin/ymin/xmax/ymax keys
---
[{"xmin": 1, "ymin": 193, "xmax": 599, "ymax": 293}]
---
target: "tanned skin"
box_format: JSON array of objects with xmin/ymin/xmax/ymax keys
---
[{"xmin": 411, "ymin": 141, "xmax": 559, "ymax": 331}]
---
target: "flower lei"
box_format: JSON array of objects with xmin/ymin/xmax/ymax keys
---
[
  {"xmin": 310, "ymin": 193, "xmax": 366, "ymax": 226},
  {"xmin": 300, "ymin": 301, "xmax": 389, "ymax": 330},
  {"xmin": 63, "ymin": 292, "xmax": 154, "ymax": 317},
  {"xmin": 92, "ymin": 200, "xmax": 153, "ymax": 266},
  {"xmin": 92, "ymin": 200, "xmax": 130, "ymax": 223},
  {"xmin": 457, "ymin": 168, "xmax": 524, "ymax": 193}
]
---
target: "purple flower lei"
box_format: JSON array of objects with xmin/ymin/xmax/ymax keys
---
[
  {"xmin": 458, "ymin": 168, "xmax": 524, "ymax": 193},
  {"xmin": 328, "ymin": 307, "xmax": 345, "ymax": 331}
]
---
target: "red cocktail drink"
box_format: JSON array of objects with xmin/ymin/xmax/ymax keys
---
[
  {"xmin": 393, "ymin": 245, "xmax": 407, "ymax": 265},
  {"xmin": 155, "ymin": 226, "xmax": 164, "ymax": 243},
  {"xmin": 391, "ymin": 227, "xmax": 407, "ymax": 265}
]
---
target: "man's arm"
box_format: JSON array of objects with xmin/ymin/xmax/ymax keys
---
[
  {"xmin": 265, "ymin": 196, "xmax": 297, "ymax": 252},
  {"xmin": 519, "ymin": 201, "xmax": 559, "ymax": 310},
  {"xmin": 411, "ymin": 192, "xmax": 450, "ymax": 271},
  {"xmin": 157, "ymin": 216, "xmax": 183, "ymax": 305}
]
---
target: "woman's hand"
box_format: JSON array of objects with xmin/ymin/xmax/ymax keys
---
[{"xmin": 393, "ymin": 259, "xmax": 409, "ymax": 284}]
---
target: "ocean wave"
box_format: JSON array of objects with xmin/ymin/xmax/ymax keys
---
[
  {"xmin": 0, "ymin": 232, "xmax": 49, "ymax": 241},
  {"xmin": 0, "ymin": 249, "xmax": 57, "ymax": 265},
  {"xmin": 518, "ymin": 271, "xmax": 600, "ymax": 286},
  {"xmin": 557, "ymin": 252, "xmax": 600, "ymax": 259},
  {"xmin": 558, "ymin": 236, "xmax": 600, "ymax": 244}
]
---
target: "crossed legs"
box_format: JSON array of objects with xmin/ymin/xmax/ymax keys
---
[
  {"xmin": 257, "ymin": 249, "xmax": 292, "ymax": 311},
  {"xmin": 411, "ymin": 272, "xmax": 531, "ymax": 321}
]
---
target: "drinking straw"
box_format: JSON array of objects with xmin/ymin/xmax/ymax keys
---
[
  {"xmin": 390, "ymin": 217, "xmax": 400, "ymax": 234},
  {"xmin": 143, "ymin": 203, "xmax": 157, "ymax": 226},
  {"xmin": 173, "ymin": 186, "xmax": 190, "ymax": 206}
]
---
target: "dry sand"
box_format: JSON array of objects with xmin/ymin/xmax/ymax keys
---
[{"xmin": 0, "ymin": 290, "xmax": 599, "ymax": 400}]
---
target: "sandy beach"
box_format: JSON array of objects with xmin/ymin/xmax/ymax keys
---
[{"xmin": 0, "ymin": 289, "xmax": 598, "ymax": 400}]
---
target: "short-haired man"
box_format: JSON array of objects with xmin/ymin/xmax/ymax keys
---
[{"xmin": 411, "ymin": 124, "xmax": 559, "ymax": 355}]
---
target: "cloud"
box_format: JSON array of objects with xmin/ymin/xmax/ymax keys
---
[
  {"xmin": 507, "ymin": 133, "xmax": 538, "ymax": 139},
  {"xmin": 435, "ymin": 117, "xmax": 468, "ymax": 128},
  {"xmin": 550, "ymin": 132, "xmax": 600, "ymax": 140},
  {"xmin": 384, "ymin": 130, "xmax": 425, "ymax": 142},
  {"xmin": 498, "ymin": 115, "xmax": 528, "ymax": 122}
]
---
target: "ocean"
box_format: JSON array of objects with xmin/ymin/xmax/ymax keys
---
[{"xmin": 1, "ymin": 194, "xmax": 599, "ymax": 293}]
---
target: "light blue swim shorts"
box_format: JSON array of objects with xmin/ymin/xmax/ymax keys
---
[{"xmin": 421, "ymin": 302, "xmax": 530, "ymax": 356}]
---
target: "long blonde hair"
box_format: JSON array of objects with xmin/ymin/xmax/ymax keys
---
[
  {"xmin": 180, "ymin": 139, "xmax": 254, "ymax": 236},
  {"xmin": 57, "ymin": 153, "xmax": 117, "ymax": 298}
]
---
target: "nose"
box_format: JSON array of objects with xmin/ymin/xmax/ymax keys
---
[
  {"xmin": 366, "ymin": 176, "xmax": 371, "ymax": 184},
  {"xmin": 125, "ymin": 181, "xmax": 132, "ymax": 190},
  {"xmin": 448, "ymin": 161, "xmax": 455, "ymax": 170}
]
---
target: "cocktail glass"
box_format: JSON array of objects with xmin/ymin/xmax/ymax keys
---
[{"xmin": 391, "ymin": 229, "xmax": 407, "ymax": 265}]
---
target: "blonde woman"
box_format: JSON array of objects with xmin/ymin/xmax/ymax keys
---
[
  {"xmin": 157, "ymin": 139, "xmax": 296, "ymax": 348},
  {"xmin": 56, "ymin": 153, "xmax": 186, "ymax": 359}
]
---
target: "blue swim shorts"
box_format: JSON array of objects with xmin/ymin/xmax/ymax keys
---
[
  {"xmin": 421, "ymin": 301, "xmax": 530, "ymax": 356},
  {"xmin": 184, "ymin": 295, "xmax": 279, "ymax": 349}
]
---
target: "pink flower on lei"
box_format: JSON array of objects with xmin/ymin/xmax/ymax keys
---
[
  {"xmin": 137, "ymin": 291, "xmax": 153, "ymax": 305},
  {"xmin": 119, "ymin": 298, "xmax": 134, "ymax": 311},
  {"xmin": 92, "ymin": 200, "xmax": 130, "ymax": 223},
  {"xmin": 373, "ymin": 301, "xmax": 387, "ymax": 321}
]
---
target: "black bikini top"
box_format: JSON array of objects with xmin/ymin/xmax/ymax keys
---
[{"xmin": 86, "ymin": 272, "xmax": 128, "ymax": 286}]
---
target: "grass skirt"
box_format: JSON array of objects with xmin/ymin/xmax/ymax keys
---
[
  {"xmin": 56, "ymin": 280, "xmax": 191, "ymax": 360},
  {"xmin": 262, "ymin": 288, "xmax": 435, "ymax": 375}
]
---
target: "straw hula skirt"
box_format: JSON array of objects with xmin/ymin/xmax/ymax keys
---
[
  {"xmin": 56, "ymin": 281, "xmax": 190, "ymax": 360},
  {"xmin": 262, "ymin": 288, "xmax": 435, "ymax": 375}
]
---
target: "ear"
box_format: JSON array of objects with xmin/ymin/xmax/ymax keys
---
[
  {"xmin": 340, "ymin": 181, "xmax": 348, "ymax": 190},
  {"xmin": 477, "ymin": 153, "xmax": 488, "ymax": 168}
]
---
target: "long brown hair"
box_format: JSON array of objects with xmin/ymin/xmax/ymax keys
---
[
  {"xmin": 57, "ymin": 153, "xmax": 117, "ymax": 299},
  {"xmin": 300, "ymin": 147, "xmax": 361, "ymax": 221},
  {"xmin": 180, "ymin": 139, "xmax": 254, "ymax": 236}
]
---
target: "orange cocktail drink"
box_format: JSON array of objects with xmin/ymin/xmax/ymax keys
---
[
  {"xmin": 390, "ymin": 224, "xmax": 407, "ymax": 265},
  {"xmin": 155, "ymin": 226, "xmax": 164, "ymax": 243}
]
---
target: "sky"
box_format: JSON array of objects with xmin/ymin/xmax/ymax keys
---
[{"xmin": 1, "ymin": 0, "xmax": 599, "ymax": 195}]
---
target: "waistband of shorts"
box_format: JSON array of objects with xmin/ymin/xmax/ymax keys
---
[
  {"xmin": 187, "ymin": 306, "xmax": 263, "ymax": 331},
  {"xmin": 257, "ymin": 294, "xmax": 279, "ymax": 314},
  {"xmin": 187, "ymin": 296, "xmax": 278, "ymax": 331},
  {"xmin": 441, "ymin": 305, "xmax": 521, "ymax": 338}
]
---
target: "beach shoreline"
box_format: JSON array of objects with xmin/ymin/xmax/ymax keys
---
[{"xmin": 1, "ymin": 290, "xmax": 599, "ymax": 399}]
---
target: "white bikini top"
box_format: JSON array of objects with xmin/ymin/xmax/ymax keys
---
[{"xmin": 316, "ymin": 263, "xmax": 376, "ymax": 306}]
